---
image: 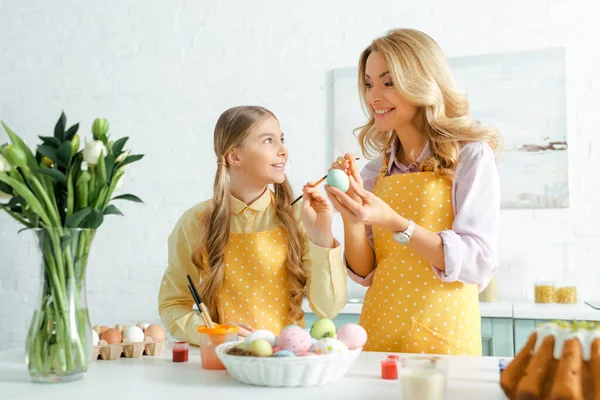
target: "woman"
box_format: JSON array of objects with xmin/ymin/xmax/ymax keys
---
[{"xmin": 326, "ymin": 28, "xmax": 501, "ymax": 355}]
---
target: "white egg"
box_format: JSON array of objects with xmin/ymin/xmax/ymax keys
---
[
  {"xmin": 92, "ymin": 329, "xmax": 99, "ymax": 346},
  {"xmin": 124, "ymin": 326, "xmax": 145, "ymax": 342},
  {"xmin": 315, "ymin": 338, "xmax": 348, "ymax": 355},
  {"xmin": 244, "ymin": 329, "xmax": 276, "ymax": 347}
]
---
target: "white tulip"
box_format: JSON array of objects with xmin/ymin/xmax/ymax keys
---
[
  {"xmin": 82, "ymin": 140, "xmax": 107, "ymax": 166},
  {"xmin": 0, "ymin": 191, "xmax": 11, "ymax": 200},
  {"xmin": 0, "ymin": 154, "xmax": 11, "ymax": 172}
]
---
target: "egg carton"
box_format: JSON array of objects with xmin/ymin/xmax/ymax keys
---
[{"xmin": 92, "ymin": 322, "xmax": 167, "ymax": 361}]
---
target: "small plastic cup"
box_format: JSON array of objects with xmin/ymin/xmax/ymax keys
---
[
  {"xmin": 398, "ymin": 356, "xmax": 448, "ymax": 400},
  {"xmin": 381, "ymin": 355, "xmax": 400, "ymax": 379},
  {"xmin": 197, "ymin": 324, "xmax": 239, "ymax": 370},
  {"xmin": 172, "ymin": 341, "xmax": 189, "ymax": 362}
]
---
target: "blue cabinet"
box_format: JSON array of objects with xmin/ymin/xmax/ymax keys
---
[{"xmin": 304, "ymin": 312, "xmax": 514, "ymax": 357}]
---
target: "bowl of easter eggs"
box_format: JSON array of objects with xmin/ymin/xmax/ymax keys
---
[{"xmin": 215, "ymin": 318, "xmax": 367, "ymax": 387}]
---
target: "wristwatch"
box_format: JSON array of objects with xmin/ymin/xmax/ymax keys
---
[{"xmin": 392, "ymin": 219, "xmax": 415, "ymax": 244}]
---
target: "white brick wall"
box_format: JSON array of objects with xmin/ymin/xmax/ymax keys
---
[{"xmin": 1, "ymin": 0, "xmax": 599, "ymax": 351}]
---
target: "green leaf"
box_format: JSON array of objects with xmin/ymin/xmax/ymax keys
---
[
  {"xmin": 0, "ymin": 173, "xmax": 50, "ymax": 225},
  {"xmin": 117, "ymin": 154, "xmax": 144, "ymax": 170},
  {"xmin": 38, "ymin": 136, "xmax": 62, "ymax": 148},
  {"xmin": 66, "ymin": 207, "xmax": 92, "ymax": 228},
  {"xmin": 60, "ymin": 234, "xmax": 72, "ymax": 250},
  {"xmin": 105, "ymin": 153, "xmax": 116, "ymax": 181},
  {"xmin": 37, "ymin": 145, "xmax": 58, "ymax": 164},
  {"xmin": 111, "ymin": 193, "xmax": 143, "ymax": 203},
  {"xmin": 111, "ymin": 137, "xmax": 128, "ymax": 157},
  {"xmin": 103, "ymin": 204, "xmax": 123, "ymax": 216},
  {"xmin": 64, "ymin": 123, "xmax": 79, "ymax": 141},
  {"xmin": 54, "ymin": 112, "xmax": 66, "ymax": 140},
  {"xmin": 81, "ymin": 208, "xmax": 103, "ymax": 229},
  {"xmin": 7, "ymin": 195, "xmax": 24, "ymax": 208},
  {"xmin": 1, "ymin": 122, "xmax": 39, "ymax": 171},
  {"xmin": 0, "ymin": 181, "xmax": 12, "ymax": 195},
  {"xmin": 56, "ymin": 141, "xmax": 73, "ymax": 168},
  {"xmin": 33, "ymin": 168, "xmax": 67, "ymax": 184}
]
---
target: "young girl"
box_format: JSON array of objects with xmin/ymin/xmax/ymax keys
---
[
  {"xmin": 158, "ymin": 106, "xmax": 347, "ymax": 344},
  {"xmin": 326, "ymin": 29, "xmax": 501, "ymax": 356}
]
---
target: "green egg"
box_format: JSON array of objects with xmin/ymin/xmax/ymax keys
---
[
  {"xmin": 247, "ymin": 339, "xmax": 273, "ymax": 357},
  {"xmin": 327, "ymin": 169, "xmax": 350, "ymax": 192}
]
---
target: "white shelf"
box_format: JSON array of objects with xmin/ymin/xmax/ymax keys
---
[{"xmin": 512, "ymin": 302, "xmax": 600, "ymax": 321}]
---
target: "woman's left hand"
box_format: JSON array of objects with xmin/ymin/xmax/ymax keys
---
[
  {"xmin": 326, "ymin": 176, "xmax": 400, "ymax": 231},
  {"xmin": 300, "ymin": 182, "xmax": 335, "ymax": 248}
]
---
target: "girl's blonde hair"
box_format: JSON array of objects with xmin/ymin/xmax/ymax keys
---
[
  {"xmin": 191, "ymin": 106, "xmax": 306, "ymax": 325},
  {"xmin": 356, "ymin": 28, "xmax": 500, "ymax": 177}
]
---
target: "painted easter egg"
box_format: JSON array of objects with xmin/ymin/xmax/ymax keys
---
[
  {"xmin": 315, "ymin": 338, "xmax": 348, "ymax": 355},
  {"xmin": 274, "ymin": 350, "xmax": 296, "ymax": 357},
  {"xmin": 337, "ymin": 323, "xmax": 368, "ymax": 349},
  {"xmin": 248, "ymin": 339, "xmax": 274, "ymax": 357},
  {"xmin": 326, "ymin": 169, "xmax": 350, "ymax": 192},
  {"xmin": 277, "ymin": 326, "xmax": 312, "ymax": 354}
]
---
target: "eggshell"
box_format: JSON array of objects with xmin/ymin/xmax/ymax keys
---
[
  {"xmin": 124, "ymin": 326, "xmax": 145, "ymax": 342},
  {"xmin": 337, "ymin": 323, "xmax": 368, "ymax": 349},
  {"xmin": 326, "ymin": 169, "xmax": 350, "ymax": 192},
  {"xmin": 315, "ymin": 338, "xmax": 348, "ymax": 355},
  {"xmin": 277, "ymin": 326, "xmax": 312, "ymax": 354},
  {"xmin": 100, "ymin": 328, "xmax": 122, "ymax": 344},
  {"xmin": 144, "ymin": 324, "xmax": 166, "ymax": 341}
]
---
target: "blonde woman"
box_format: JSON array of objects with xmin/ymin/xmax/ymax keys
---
[
  {"xmin": 159, "ymin": 106, "xmax": 347, "ymax": 344},
  {"xmin": 327, "ymin": 29, "xmax": 501, "ymax": 355}
]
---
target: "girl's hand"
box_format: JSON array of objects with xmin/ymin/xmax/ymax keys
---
[
  {"xmin": 330, "ymin": 153, "xmax": 363, "ymax": 203},
  {"xmin": 326, "ymin": 176, "xmax": 400, "ymax": 231},
  {"xmin": 226, "ymin": 321, "xmax": 255, "ymax": 338},
  {"xmin": 300, "ymin": 182, "xmax": 335, "ymax": 248}
]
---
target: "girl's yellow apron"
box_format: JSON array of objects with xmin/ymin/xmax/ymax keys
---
[
  {"xmin": 216, "ymin": 229, "xmax": 295, "ymax": 335},
  {"xmin": 360, "ymin": 168, "xmax": 482, "ymax": 355}
]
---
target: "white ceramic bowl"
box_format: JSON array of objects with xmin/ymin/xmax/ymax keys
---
[{"xmin": 216, "ymin": 340, "xmax": 362, "ymax": 387}]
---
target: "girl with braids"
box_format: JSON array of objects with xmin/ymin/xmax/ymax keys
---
[
  {"xmin": 158, "ymin": 106, "xmax": 347, "ymax": 343},
  {"xmin": 326, "ymin": 29, "xmax": 501, "ymax": 355}
]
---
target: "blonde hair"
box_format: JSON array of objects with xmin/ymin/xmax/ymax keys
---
[
  {"xmin": 191, "ymin": 106, "xmax": 306, "ymax": 325},
  {"xmin": 356, "ymin": 28, "xmax": 501, "ymax": 177}
]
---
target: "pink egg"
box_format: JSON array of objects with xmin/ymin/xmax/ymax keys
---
[
  {"xmin": 272, "ymin": 346, "xmax": 281, "ymax": 353},
  {"xmin": 337, "ymin": 323, "xmax": 367, "ymax": 350},
  {"xmin": 277, "ymin": 327, "xmax": 312, "ymax": 354}
]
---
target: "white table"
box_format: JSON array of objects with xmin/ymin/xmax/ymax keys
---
[{"xmin": 0, "ymin": 344, "xmax": 509, "ymax": 399}]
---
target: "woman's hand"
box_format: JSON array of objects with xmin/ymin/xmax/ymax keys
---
[
  {"xmin": 330, "ymin": 153, "xmax": 363, "ymax": 203},
  {"xmin": 326, "ymin": 176, "xmax": 404, "ymax": 232},
  {"xmin": 300, "ymin": 182, "xmax": 335, "ymax": 248}
]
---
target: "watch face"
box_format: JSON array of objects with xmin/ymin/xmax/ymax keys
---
[{"xmin": 393, "ymin": 232, "xmax": 409, "ymax": 244}]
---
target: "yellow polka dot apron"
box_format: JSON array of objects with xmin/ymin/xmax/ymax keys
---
[
  {"xmin": 359, "ymin": 169, "xmax": 482, "ymax": 355},
  {"xmin": 217, "ymin": 229, "xmax": 297, "ymax": 335}
]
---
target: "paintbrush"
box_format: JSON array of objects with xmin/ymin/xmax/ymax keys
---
[{"xmin": 291, "ymin": 157, "xmax": 360, "ymax": 206}]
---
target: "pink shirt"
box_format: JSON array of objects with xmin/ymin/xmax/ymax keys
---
[{"xmin": 347, "ymin": 139, "xmax": 500, "ymax": 293}]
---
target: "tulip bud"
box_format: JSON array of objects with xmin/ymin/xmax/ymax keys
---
[
  {"xmin": 92, "ymin": 118, "xmax": 109, "ymax": 141},
  {"xmin": 114, "ymin": 176, "xmax": 125, "ymax": 192},
  {"xmin": 0, "ymin": 154, "xmax": 11, "ymax": 172},
  {"xmin": 71, "ymin": 134, "xmax": 80, "ymax": 153},
  {"xmin": 82, "ymin": 140, "xmax": 107, "ymax": 166},
  {"xmin": 4, "ymin": 145, "xmax": 27, "ymax": 169}
]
